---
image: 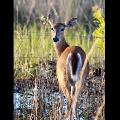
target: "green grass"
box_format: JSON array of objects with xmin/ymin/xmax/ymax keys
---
[{"xmin": 14, "ymin": 23, "xmax": 105, "ymax": 80}]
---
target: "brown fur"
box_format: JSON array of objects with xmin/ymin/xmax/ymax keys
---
[
  {"xmin": 54, "ymin": 37, "xmax": 69, "ymax": 56},
  {"xmin": 56, "ymin": 46, "xmax": 89, "ymax": 117}
]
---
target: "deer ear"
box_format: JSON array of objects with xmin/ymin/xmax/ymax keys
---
[
  {"xmin": 47, "ymin": 8, "xmax": 58, "ymax": 26},
  {"xmin": 65, "ymin": 18, "xmax": 77, "ymax": 28}
]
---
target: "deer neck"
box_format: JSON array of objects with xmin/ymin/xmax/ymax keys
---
[{"xmin": 54, "ymin": 37, "xmax": 69, "ymax": 57}]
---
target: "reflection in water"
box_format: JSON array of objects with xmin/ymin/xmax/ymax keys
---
[
  {"xmin": 14, "ymin": 90, "xmax": 33, "ymax": 110},
  {"xmin": 14, "ymin": 90, "xmax": 67, "ymax": 112}
]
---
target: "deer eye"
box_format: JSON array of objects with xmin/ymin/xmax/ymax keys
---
[
  {"xmin": 61, "ymin": 28, "xmax": 64, "ymax": 31},
  {"xmin": 51, "ymin": 28, "xmax": 54, "ymax": 31}
]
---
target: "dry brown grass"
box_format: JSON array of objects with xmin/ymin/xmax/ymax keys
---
[{"xmin": 14, "ymin": 59, "xmax": 105, "ymax": 120}]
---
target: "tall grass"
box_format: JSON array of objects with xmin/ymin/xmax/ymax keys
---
[
  {"xmin": 14, "ymin": 22, "xmax": 104, "ymax": 80},
  {"xmin": 14, "ymin": 5, "xmax": 105, "ymax": 80}
]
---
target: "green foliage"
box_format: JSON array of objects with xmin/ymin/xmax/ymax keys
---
[
  {"xmin": 90, "ymin": 6, "xmax": 105, "ymax": 67},
  {"xmin": 92, "ymin": 5, "xmax": 105, "ymax": 37},
  {"xmin": 92, "ymin": 6, "xmax": 105, "ymax": 38}
]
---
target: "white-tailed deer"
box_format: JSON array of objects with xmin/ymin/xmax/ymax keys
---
[{"xmin": 47, "ymin": 10, "xmax": 89, "ymax": 119}]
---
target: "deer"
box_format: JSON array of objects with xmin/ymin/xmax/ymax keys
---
[{"xmin": 47, "ymin": 9, "xmax": 89, "ymax": 119}]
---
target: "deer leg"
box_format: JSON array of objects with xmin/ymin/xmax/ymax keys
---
[
  {"xmin": 71, "ymin": 83, "xmax": 79, "ymax": 119},
  {"xmin": 71, "ymin": 78, "xmax": 85, "ymax": 118},
  {"xmin": 71, "ymin": 86, "xmax": 73, "ymax": 98},
  {"xmin": 63, "ymin": 87, "xmax": 72, "ymax": 119},
  {"xmin": 71, "ymin": 99, "xmax": 77, "ymax": 119}
]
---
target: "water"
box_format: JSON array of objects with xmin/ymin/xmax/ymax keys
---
[
  {"xmin": 14, "ymin": 90, "xmax": 85, "ymax": 119},
  {"xmin": 14, "ymin": 90, "xmax": 67, "ymax": 112},
  {"xmin": 14, "ymin": 92, "xmax": 21, "ymax": 109},
  {"xmin": 14, "ymin": 90, "xmax": 33, "ymax": 110}
]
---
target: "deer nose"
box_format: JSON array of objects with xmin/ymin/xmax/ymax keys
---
[{"xmin": 53, "ymin": 37, "xmax": 59, "ymax": 42}]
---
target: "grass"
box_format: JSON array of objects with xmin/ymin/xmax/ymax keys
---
[
  {"xmin": 14, "ymin": 24, "xmax": 105, "ymax": 118},
  {"xmin": 14, "ymin": 23, "xmax": 105, "ymax": 80},
  {"xmin": 14, "ymin": 60, "xmax": 105, "ymax": 120}
]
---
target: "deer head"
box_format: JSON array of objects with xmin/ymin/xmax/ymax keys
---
[{"xmin": 47, "ymin": 8, "xmax": 78, "ymax": 43}]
